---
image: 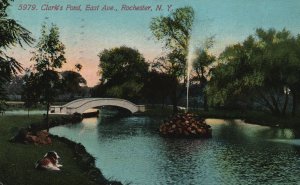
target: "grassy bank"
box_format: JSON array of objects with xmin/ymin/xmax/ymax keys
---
[{"xmin": 0, "ymin": 115, "xmax": 101, "ymax": 185}]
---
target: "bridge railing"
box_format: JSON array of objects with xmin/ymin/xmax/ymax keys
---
[
  {"xmin": 70, "ymin": 98, "xmax": 139, "ymax": 113},
  {"xmin": 49, "ymin": 98, "xmax": 145, "ymax": 114},
  {"xmin": 67, "ymin": 98, "xmax": 138, "ymax": 109}
]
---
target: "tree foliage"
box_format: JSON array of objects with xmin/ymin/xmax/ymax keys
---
[
  {"xmin": 22, "ymin": 69, "xmax": 40, "ymax": 117},
  {"xmin": 192, "ymin": 42, "xmax": 216, "ymax": 111},
  {"xmin": 31, "ymin": 24, "xmax": 66, "ymax": 71},
  {"xmin": 150, "ymin": 7, "xmax": 195, "ymax": 112},
  {"xmin": 96, "ymin": 46, "xmax": 148, "ymax": 100},
  {"xmin": 150, "ymin": 6, "xmax": 194, "ymax": 78},
  {"xmin": 61, "ymin": 70, "xmax": 87, "ymax": 95},
  {"xmin": 99, "ymin": 46, "xmax": 148, "ymax": 82},
  {"xmin": 207, "ymin": 28, "xmax": 300, "ymax": 116},
  {"xmin": 0, "ymin": 1, "xmax": 34, "ymax": 49},
  {"xmin": 0, "ymin": 0, "xmax": 34, "ymax": 111},
  {"xmin": 31, "ymin": 23, "xmax": 66, "ymax": 125},
  {"xmin": 5, "ymin": 75, "xmax": 23, "ymax": 96},
  {"xmin": 142, "ymin": 71, "xmax": 177, "ymax": 105}
]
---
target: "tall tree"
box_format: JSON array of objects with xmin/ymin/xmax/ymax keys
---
[
  {"xmin": 150, "ymin": 7, "xmax": 194, "ymax": 112},
  {"xmin": 31, "ymin": 23, "xmax": 66, "ymax": 130},
  {"xmin": 97, "ymin": 46, "xmax": 148, "ymax": 101},
  {"xmin": 0, "ymin": 0, "xmax": 34, "ymax": 111}
]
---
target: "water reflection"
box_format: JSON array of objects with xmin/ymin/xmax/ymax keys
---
[
  {"xmin": 50, "ymin": 110, "xmax": 300, "ymax": 185},
  {"xmin": 209, "ymin": 119, "xmax": 297, "ymax": 141},
  {"xmin": 78, "ymin": 118, "xmax": 98, "ymax": 136},
  {"xmin": 5, "ymin": 110, "xmax": 46, "ymax": 115},
  {"xmin": 158, "ymin": 139, "xmax": 211, "ymax": 184}
]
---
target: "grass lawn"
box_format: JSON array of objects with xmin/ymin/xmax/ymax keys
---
[{"xmin": 0, "ymin": 115, "xmax": 100, "ymax": 185}]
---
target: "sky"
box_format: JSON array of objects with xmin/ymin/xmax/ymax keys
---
[{"xmin": 6, "ymin": 0, "xmax": 300, "ymax": 86}]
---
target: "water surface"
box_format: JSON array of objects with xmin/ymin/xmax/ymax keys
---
[
  {"xmin": 50, "ymin": 110, "xmax": 300, "ymax": 185},
  {"xmin": 4, "ymin": 110, "xmax": 46, "ymax": 115}
]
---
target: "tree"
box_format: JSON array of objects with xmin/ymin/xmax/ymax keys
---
[
  {"xmin": 22, "ymin": 69, "xmax": 40, "ymax": 117},
  {"xmin": 31, "ymin": 23, "xmax": 66, "ymax": 130},
  {"xmin": 192, "ymin": 50, "xmax": 216, "ymax": 111},
  {"xmin": 207, "ymin": 28, "xmax": 300, "ymax": 116},
  {"xmin": 192, "ymin": 38, "xmax": 216, "ymax": 111},
  {"xmin": 0, "ymin": 0, "xmax": 34, "ymax": 111},
  {"xmin": 150, "ymin": 7, "xmax": 195, "ymax": 112},
  {"xmin": 142, "ymin": 71, "xmax": 177, "ymax": 106},
  {"xmin": 97, "ymin": 46, "xmax": 148, "ymax": 101},
  {"xmin": 0, "ymin": 1, "xmax": 33, "ymax": 49},
  {"xmin": 61, "ymin": 70, "xmax": 87, "ymax": 98},
  {"xmin": 5, "ymin": 75, "xmax": 23, "ymax": 98},
  {"xmin": 289, "ymin": 35, "xmax": 300, "ymax": 116}
]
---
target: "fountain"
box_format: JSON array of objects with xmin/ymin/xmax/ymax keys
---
[
  {"xmin": 158, "ymin": 46, "xmax": 212, "ymax": 139},
  {"xmin": 186, "ymin": 48, "xmax": 194, "ymax": 112}
]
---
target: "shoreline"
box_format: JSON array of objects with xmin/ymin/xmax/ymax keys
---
[
  {"xmin": 50, "ymin": 135, "xmax": 122, "ymax": 185},
  {"xmin": 5, "ymin": 114, "xmax": 123, "ymax": 185},
  {"xmin": 1, "ymin": 110, "xmax": 299, "ymax": 184},
  {"xmin": 139, "ymin": 108, "xmax": 300, "ymax": 129},
  {"xmin": 5, "ymin": 103, "xmax": 300, "ymax": 129}
]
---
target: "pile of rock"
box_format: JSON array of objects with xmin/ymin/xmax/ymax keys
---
[
  {"xmin": 159, "ymin": 113, "xmax": 212, "ymax": 138},
  {"xmin": 10, "ymin": 113, "xmax": 83, "ymax": 145},
  {"xmin": 11, "ymin": 129, "xmax": 52, "ymax": 145},
  {"xmin": 26, "ymin": 130, "xmax": 52, "ymax": 145}
]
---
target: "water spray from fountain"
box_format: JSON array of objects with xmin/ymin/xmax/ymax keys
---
[{"xmin": 186, "ymin": 47, "xmax": 195, "ymax": 113}]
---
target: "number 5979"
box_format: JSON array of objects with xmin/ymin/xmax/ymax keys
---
[{"xmin": 18, "ymin": 4, "xmax": 37, "ymax": 10}]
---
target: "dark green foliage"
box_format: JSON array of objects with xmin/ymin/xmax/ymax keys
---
[
  {"xmin": 99, "ymin": 46, "xmax": 148, "ymax": 83},
  {"xmin": 22, "ymin": 70, "xmax": 40, "ymax": 116},
  {"xmin": 0, "ymin": 0, "xmax": 34, "ymax": 111},
  {"xmin": 0, "ymin": 0, "xmax": 34, "ymax": 49},
  {"xmin": 192, "ymin": 40, "xmax": 216, "ymax": 111},
  {"xmin": 5, "ymin": 75, "xmax": 23, "ymax": 96},
  {"xmin": 61, "ymin": 70, "xmax": 87, "ymax": 96},
  {"xmin": 142, "ymin": 71, "xmax": 177, "ymax": 105},
  {"xmin": 208, "ymin": 28, "xmax": 300, "ymax": 116},
  {"xmin": 96, "ymin": 46, "xmax": 148, "ymax": 101}
]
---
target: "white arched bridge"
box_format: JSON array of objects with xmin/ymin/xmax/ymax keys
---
[{"xmin": 49, "ymin": 98, "xmax": 146, "ymax": 115}]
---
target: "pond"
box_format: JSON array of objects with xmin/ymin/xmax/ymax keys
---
[{"xmin": 50, "ymin": 110, "xmax": 300, "ymax": 185}]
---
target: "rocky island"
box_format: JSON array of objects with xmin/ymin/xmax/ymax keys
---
[{"xmin": 159, "ymin": 113, "xmax": 212, "ymax": 138}]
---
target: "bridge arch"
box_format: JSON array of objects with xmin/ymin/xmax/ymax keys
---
[{"xmin": 49, "ymin": 98, "xmax": 145, "ymax": 115}]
